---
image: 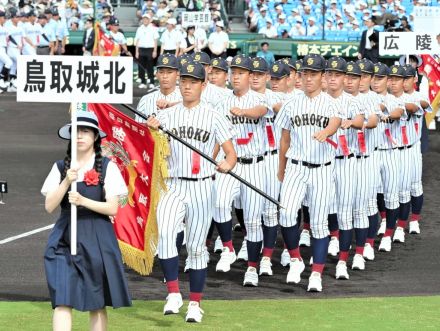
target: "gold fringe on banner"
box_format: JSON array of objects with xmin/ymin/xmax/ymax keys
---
[{"xmin": 118, "ymin": 130, "xmax": 170, "ymax": 276}]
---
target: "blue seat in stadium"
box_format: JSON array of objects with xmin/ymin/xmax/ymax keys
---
[{"xmin": 348, "ymin": 30, "xmax": 361, "ymax": 42}]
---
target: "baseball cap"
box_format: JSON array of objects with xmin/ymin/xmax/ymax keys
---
[
  {"xmin": 167, "ymin": 17, "xmax": 177, "ymax": 25},
  {"xmin": 210, "ymin": 57, "xmax": 229, "ymax": 72},
  {"xmin": 0, "ymin": 11, "xmax": 5, "ymax": 18},
  {"xmin": 178, "ymin": 54, "xmax": 191, "ymax": 69},
  {"xmin": 346, "ymin": 61, "xmax": 362, "ymax": 76},
  {"xmin": 281, "ymin": 58, "xmax": 296, "ymax": 70},
  {"xmin": 295, "ymin": 59, "xmax": 303, "ymax": 71},
  {"xmin": 86, "ymin": 16, "xmax": 95, "ymax": 23},
  {"xmin": 109, "ymin": 17, "xmax": 119, "ymax": 26},
  {"xmin": 326, "ymin": 56, "xmax": 347, "ymax": 73},
  {"xmin": 216, "ymin": 21, "xmax": 225, "ymax": 28},
  {"xmin": 388, "ymin": 65, "xmax": 406, "ymax": 78},
  {"xmin": 403, "ymin": 65, "xmax": 417, "ymax": 78},
  {"xmin": 38, "ymin": 14, "xmax": 47, "ymax": 20},
  {"xmin": 179, "ymin": 62, "xmax": 205, "ymax": 81},
  {"xmin": 296, "ymin": 17, "xmax": 303, "ymax": 23},
  {"xmin": 250, "ymin": 57, "xmax": 269, "ymax": 73},
  {"xmin": 230, "ymin": 55, "xmax": 252, "ymax": 71},
  {"xmin": 157, "ymin": 54, "xmax": 179, "ymax": 70},
  {"xmin": 279, "ymin": 14, "xmax": 286, "ymax": 19},
  {"xmin": 270, "ymin": 61, "xmax": 290, "ymax": 78},
  {"xmin": 373, "ymin": 62, "xmax": 390, "ymax": 77},
  {"xmin": 193, "ymin": 52, "xmax": 210, "ymax": 65},
  {"xmin": 52, "ymin": 9, "xmax": 59, "ymax": 16},
  {"xmin": 260, "ymin": 6, "xmax": 268, "ymax": 12},
  {"xmin": 356, "ymin": 58, "xmax": 375, "ymax": 74},
  {"xmin": 44, "ymin": 9, "xmax": 52, "ymax": 14},
  {"xmin": 302, "ymin": 54, "xmax": 325, "ymax": 71}
]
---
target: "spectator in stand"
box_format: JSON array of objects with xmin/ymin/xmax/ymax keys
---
[
  {"xmin": 79, "ymin": 1, "xmax": 94, "ymax": 20},
  {"xmin": 256, "ymin": 6, "xmax": 269, "ymax": 31},
  {"xmin": 342, "ymin": 0, "xmax": 355, "ymax": 14},
  {"xmin": 274, "ymin": 4, "xmax": 284, "ymax": 17},
  {"xmin": 160, "ymin": 17, "xmax": 182, "ymax": 55},
  {"xmin": 156, "ymin": 1, "xmax": 169, "ymax": 19},
  {"xmin": 336, "ymin": 19, "xmax": 346, "ymax": 31},
  {"xmin": 259, "ymin": 18, "xmax": 278, "ymax": 38},
  {"xmin": 82, "ymin": 16, "xmax": 95, "ymax": 56},
  {"xmin": 177, "ymin": 0, "xmax": 200, "ymax": 11},
  {"xmin": 100, "ymin": 12, "xmax": 111, "ymax": 32},
  {"xmin": 302, "ymin": 4, "xmax": 312, "ymax": 22},
  {"xmin": 138, "ymin": 0, "xmax": 157, "ymax": 19},
  {"xmin": 400, "ymin": 16, "xmax": 412, "ymax": 31},
  {"xmin": 181, "ymin": 25, "xmax": 196, "ymax": 55},
  {"xmin": 135, "ymin": 13, "xmax": 158, "ymax": 89},
  {"xmin": 325, "ymin": 17, "xmax": 336, "ymax": 31},
  {"xmin": 70, "ymin": 21, "xmax": 79, "ymax": 31},
  {"xmin": 208, "ymin": 20, "xmax": 228, "ymax": 58},
  {"xmin": 194, "ymin": 25, "xmax": 208, "ymax": 52},
  {"xmin": 306, "ymin": 17, "xmax": 319, "ymax": 36},
  {"xmin": 351, "ymin": 20, "xmax": 361, "ymax": 32},
  {"xmin": 287, "ymin": 8, "xmax": 301, "ymax": 25},
  {"xmin": 289, "ymin": 17, "xmax": 306, "ymax": 37},
  {"xmin": 328, "ymin": 0, "xmax": 339, "ymax": 17},
  {"xmin": 275, "ymin": 14, "xmax": 291, "ymax": 37},
  {"xmin": 256, "ymin": 42, "xmax": 275, "ymax": 67}
]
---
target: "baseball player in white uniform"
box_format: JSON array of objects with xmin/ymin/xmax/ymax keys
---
[
  {"xmin": 276, "ymin": 54, "xmax": 341, "ymax": 292},
  {"xmin": 355, "ymin": 58, "xmax": 382, "ymax": 262},
  {"xmin": 213, "ymin": 55, "xmax": 268, "ymax": 287},
  {"xmin": 209, "ymin": 57, "xmax": 231, "ymax": 90},
  {"xmin": 325, "ymin": 57, "xmax": 365, "ymax": 280},
  {"xmin": 344, "ymin": 61, "xmax": 379, "ymax": 271},
  {"xmin": 145, "ymin": 61, "xmax": 236, "ymax": 323},
  {"xmin": 249, "ymin": 57, "xmax": 290, "ymax": 276},
  {"xmin": 22, "ymin": 11, "xmax": 40, "ymax": 55},
  {"xmin": 388, "ymin": 65, "xmax": 420, "ymax": 244},
  {"xmin": 371, "ymin": 63, "xmax": 405, "ymax": 253},
  {"xmin": 6, "ymin": 10, "xmax": 24, "ymax": 91},
  {"xmin": 401, "ymin": 65, "xmax": 430, "ymax": 235},
  {"xmin": 0, "ymin": 10, "xmax": 13, "ymax": 92}
]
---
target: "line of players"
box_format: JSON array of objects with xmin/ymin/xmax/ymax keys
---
[
  {"xmin": 0, "ymin": 7, "xmax": 67, "ymax": 93},
  {"xmin": 136, "ymin": 50, "xmax": 429, "ymax": 320}
]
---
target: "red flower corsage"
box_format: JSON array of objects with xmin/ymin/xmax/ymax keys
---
[{"xmin": 83, "ymin": 169, "xmax": 100, "ymax": 186}]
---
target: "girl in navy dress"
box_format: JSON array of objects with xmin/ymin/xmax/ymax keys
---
[{"xmin": 41, "ymin": 111, "xmax": 131, "ymax": 331}]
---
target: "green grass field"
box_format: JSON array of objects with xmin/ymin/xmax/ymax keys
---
[{"xmin": 1, "ymin": 296, "xmax": 439, "ymax": 330}]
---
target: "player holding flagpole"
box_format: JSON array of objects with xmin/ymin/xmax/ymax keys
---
[{"xmin": 145, "ymin": 61, "xmax": 236, "ymax": 323}]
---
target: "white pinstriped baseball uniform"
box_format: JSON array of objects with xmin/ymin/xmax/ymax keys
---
[
  {"xmin": 376, "ymin": 93, "xmax": 405, "ymax": 210},
  {"xmin": 329, "ymin": 92, "xmax": 364, "ymax": 230},
  {"xmin": 275, "ymin": 91, "xmax": 341, "ymax": 239},
  {"xmin": 155, "ymin": 101, "xmax": 234, "ymax": 270},
  {"xmin": 201, "ymin": 82, "xmax": 232, "ymax": 108},
  {"xmin": 213, "ymin": 89, "xmax": 268, "ymax": 243},
  {"xmin": 135, "ymin": 88, "xmax": 182, "ymax": 122}
]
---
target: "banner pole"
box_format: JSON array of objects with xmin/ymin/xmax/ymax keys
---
[{"xmin": 70, "ymin": 103, "xmax": 78, "ymax": 255}]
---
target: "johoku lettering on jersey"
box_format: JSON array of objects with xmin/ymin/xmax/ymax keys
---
[
  {"xmin": 216, "ymin": 89, "xmax": 268, "ymax": 157},
  {"xmin": 135, "ymin": 89, "xmax": 183, "ymax": 122},
  {"xmin": 275, "ymin": 91, "xmax": 342, "ymax": 164},
  {"xmin": 157, "ymin": 101, "xmax": 234, "ymax": 178},
  {"xmin": 331, "ymin": 91, "xmax": 365, "ymax": 156}
]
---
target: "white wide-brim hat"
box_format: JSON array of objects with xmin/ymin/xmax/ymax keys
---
[{"xmin": 58, "ymin": 110, "xmax": 107, "ymax": 140}]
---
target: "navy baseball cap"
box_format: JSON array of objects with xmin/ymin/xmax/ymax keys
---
[
  {"xmin": 210, "ymin": 57, "xmax": 228, "ymax": 72},
  {"xmin": 389, "ymin": 65, "xmax": 406, "ymax": 78},
  {"xmin": 403, "ymin": 65, "xmax": 417, "ymax": 78},
  {"xmin": 356, "ymin": 58, "xmax": 374, "ymax": 74},
  {"xmin": 157, "ymin": 54, "xmax": 179, "ymax": 70},
  {"xmin": 295, "ymin": 59, "xmax": 303, "ymax": 72},
  {"xmin": 178, "ymin": 54, "xmax": 192, "ymax": 69},
  {"xmin": 281, "ymin": 57, "xmax": 296, "ymax": 70},
  {"xmin": 326, "ymin": 56, "xmax": 347, "ymax": 73},
  {"xmin": 230, "ymin": 55, "xmax": 252, "ymax": 71},
  {"xmin": 180, "ymin": 62, "xmax": 205, "ymax": 81},
  {"xmin": 109, "ymin": 17, "xmax": 119, "ymax": 25},
  {"xmin": 270, "ymin": 61, "xmax": 290, "ymax": 78},
  {"xmin": 301, "ymin": 54, "xmax": 326, "ymax": 72},
  {"xmin": 0, "ymin": 11, "xmax": 5, "ymax": 17},
  {"xmin": 38, "ymin": 14, "xmax": 47, "ymax": 20},
  {"xmin": 250, "ymin": 57, "xmax": 269, "ymax": 73},
  {"xmin": 373, "ymin": 62, "xmax": 390, "ymax": 77},
  {"xmin": 346, "ymin": 61, "xmax": 362, "ymax": 76},
  {"xmin": 193, "ymin": 52, "xmax": 210, "ymax": 65}
]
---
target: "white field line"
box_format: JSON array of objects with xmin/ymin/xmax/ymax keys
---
[{"xmin": 0, "ymin": 224, "xmax": 54, "ymax": 244}]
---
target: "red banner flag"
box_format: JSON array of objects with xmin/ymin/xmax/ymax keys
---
[
  {"xmin": 87, "ymin": 103, "xmax": 169, "ymax": 275},
  {"xmin": 420, "ymin": 55, "xmax": 440, "ymax": 125},
  {"xmin": 92, "ymin": 23, "xmax": 119, "ymax": 56}
]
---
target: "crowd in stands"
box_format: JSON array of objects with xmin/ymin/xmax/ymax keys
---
[{"xmin": 246, "ymin": 0, "xmax": 440, "ymax": 40}]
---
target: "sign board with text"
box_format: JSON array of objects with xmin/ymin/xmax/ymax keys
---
[
  {"xmin": 379, "ymin": 32, "xmax": 440, "ymax": 56},
  {"xmin": 181, "ymin": 11, "xmax": 212, "ymax": 28},
  {"xmin": 413, "ymin": 7, "xmax": 440, "ymax": 33},
  {"xmin": 17, "ymin": 56, "xmax": 133, "ymax": 103}
]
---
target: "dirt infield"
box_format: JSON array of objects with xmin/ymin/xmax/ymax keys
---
[{"xmin": 1, "ymin": 89, "xmax": 439, "ymax": 302}]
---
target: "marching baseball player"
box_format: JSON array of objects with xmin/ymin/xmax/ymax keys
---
[
  {"xmin": 325, "ymin": 57, "xmax": 365, "ymax": 280},
  {"xmin": 6, "ymin": 10, "xmax": 24, "ymax": 92},
  {"xmin": 193, "ymin": 51, "xmax": 230, "ymax": 108},
  {"xmin": 371, "ymin": 63, "xmax": 405, "ymax": 253},
  {"xmin": 344, "ymin": 61, "xmax": 378, "ymax": 271},
  {"xmin": 388, "ymin": 65, "xmax": 420, "ymax": 244},
  {"xmin": 0, "ymin": 10, "xmax": 13, "ymax": 92},
  {"xmin": 355, "ymin": 58, "xmax": 382, "ymax": 261},
  {"xmin": 401, "ymin": 65, "xmax": 430, "ymax": 235},
  {"xmin": 281, "ymin": 58, "xmax": 299, "ymax": 97},
  {"xmin": 213, "ymin": 55, "xmax": 268, "ymax": 287},
  {"xmin": 294, "ymin": 60, "xmax": 303, "ymax": 90},
  {"xmin": 145, "ymin": 61, "xmax": 236, "ymax": 323},
  {"xmin": 249, "ymin": 58, "xmax": 290, "ymax": 276},
  {"xmin": 209, "ymin": 57, "xmax": 231, "ymax": 90},
  {"xmin": 22, "ymin": 11, "xmax": 39, "ymax": 55},
  {"xmin": 276, "ymin": 54, "xmax": 341, "ymax": 291}
]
